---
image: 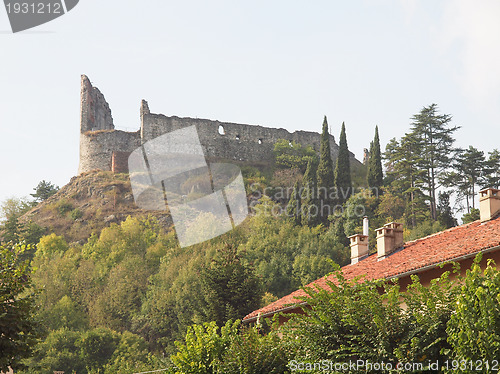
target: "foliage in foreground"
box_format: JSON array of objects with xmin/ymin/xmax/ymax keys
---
[
  {"xmin": 284, "ymin": 256, "xmax": 500, "ymax": 373},
  {"xmin": 172, "ymin": 319, "xmax": 291, "ymax": 374},
  {"xmin": 172, "ymin": 256, "xmax": 500, "ymax": 373},
  {"xmin": 0, "ymin": 244, "xmax": 39, "ymax": 372}
]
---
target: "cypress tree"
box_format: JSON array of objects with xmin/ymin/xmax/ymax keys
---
[
  {"xmin": 286, "ymin": 181, "xmax": 301, "ymax": 225},
  {"xmin": 334, "ymin": 122, "xmax": 352, "ymax": 204},
  {"xmin": 301, "ymin": 158, "xmax": 318, "ymax": 226},
  {"xmin": 367, "ymin": 126, "xmax": 383, "ymax": 191},
  {"xmin": 316, "ymin": 116, "xmax": 335, "ymax": 223}
]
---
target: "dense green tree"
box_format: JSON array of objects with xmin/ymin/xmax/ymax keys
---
[
  {"xmin": 78, "ymin": 327, "xmax": 120, "ymax": 372},
  {"xmin": 461, "ymin": 208, "xmax": 480, "ymax": 224},
  {"xmin": 199, "ymin": 244, "xmax": 263, "ymax": 327},
  {"xmin": 443, "ymin": 146, "xmax": 486, "ymax": 212},
  {"xmin": 301, "ymin": 158, "xmax": 319, "ymax": 227},
  {"xmin": 316, "ymin": 116, "xmax": 335, "ymax": 222},
  {"xmin": 30, "ymin": 180, "xmax": 59, "ymax": 203},
  {"xmin": 334, "ymin": 122, "xmax": 352, "ymax": 205},
  {"xmin": 287, "ymin": 268, "xmax": 456, "ymax": 372},
  {"xmin": 244, "ymin": 197, "xmax": 349, "ymax": 297},
  {"xmin": 484, "ymin": 149, "xmax": 500, "ymax": 189},
  {"xmin": 172, "ymin": 319, "xmax": 290, "ymax": 374},
  {"xmin": 171, "ymin": 320, "xmax": 239, "ymax": 374},
  {"xmin": 410, "ymin": 104, "xmax": 459, "ymax": 220},
  {"xmin": 376, "ymin": 186, "xmax": 406, "ymax": 223},
  {"xmin": 0, "ymin": 197, "xmax": 33, "ymax": 222},
  {"xmin": 367, "ymin": 125, "xmax": 383, "ymax": 191},
  {"xmin": 273, "ymin": 139, "xmax": 317, "ymax": 173},
  {"xmin": 285, "ymin": 181, "xmax": 301, "ymax": 225},
  {"xmin": 217, "ymin": 320, "xmax": 291, "ymax": 374},
  {"xmin": 27, "ymin": 328, "xmax": 84, "ymax": 374},
  {"xmin": 0, "ymin": 197, "xmax": 36, "ymax": 246},
  {"xmin": 437, "ymin": 191, "xmax": 457, "ymax": 229},
  {"xmin": 446, "ymin": 256, "xmax": 500, "ymax": 366},
  {"xmin": 331, "ymin": 215, "xmax": 349, "ymax": 247},
  {"xmin": 384, "ymin": 133, "xmax": 429, "ymax": 228},
  {"xmin": 40, "ymin": 295, "xmax": 88, "ymax": 332},
  {"xmin": 0, "ymin": 244, "xmax": 39, "ymax": 372}
]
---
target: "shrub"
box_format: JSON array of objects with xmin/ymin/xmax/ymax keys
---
[
  {"xmin": 70, "ymin": 208, "xmax": 83, "ymax": 220},
  {"xmin": 55, "ymin": 200, "xmax": 74, "ymax": 216},
  {"xmin": 171, "ymin": 320, "xmax": 239, "ymax": 373},
  {"xmin": 446, "ymin": 256, "xmax": 500, "ymax": 366},
  {"xmin": 218, "ymin": 320, "xmax": 291, "ymax": 374}
]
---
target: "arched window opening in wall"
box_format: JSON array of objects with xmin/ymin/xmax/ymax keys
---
[{"xmin": 218, "ymin": 125, "xmax": 225, "ymax": 135}]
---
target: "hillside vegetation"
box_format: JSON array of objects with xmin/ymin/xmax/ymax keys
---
[{"xmin": 2, "ymin": 108, "xmax": 500, "ymax": 373}]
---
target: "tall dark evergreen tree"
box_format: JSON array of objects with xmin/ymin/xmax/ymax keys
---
[
  {"xmin": 384, "ymin": 133, "xmax": 428, "ymax": 228},
  {"xmin": 410, "ymin": 104, "xmax": 459, "ymax": 221},
  {"xmin": 367, "ymin": 126, "xmax": 383, "ymax": 192},
  {"xmin": 437, "ymin": 191, "xmax": 457, "ymax": 229},
  {"xmin": 485, "ymin": 149, "xmax": 500, "ymax": 189},
  {"xmin": 301, "ymin": 158, "xmax": 318, "ymax": 227},
  {"xmin": 199, "ymin": 244, "xmax": 263, "ymax": 327},
  {"xmin": 286, "ymin": 181, "xmax": 301, "ymax": 225},
  {"xmin": 334, "ymin": 122, "xmax": 352, "ymax": 205},
  {"xmin": 316, "ymin": 116, "xmax": 335, "ymax": 223}
]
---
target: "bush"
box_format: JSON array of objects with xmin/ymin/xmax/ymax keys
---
[
  {"xmin": 171, "ymin": 319, "xmax": 291, "ymax": 374},
  {"xmin": 446, "ymin": 256, "xmax": 500, "ymax": 367},
  {"xmin": 286, "ymin": 268, "xmax": 457, "ymax": 373},
  {"xmin": 55, "ymin": 200, "xmax": 74, "ymax": 216},
  {"xmin": 171, "ymin": 320, "xmax": 239, "ymax": 373},
  {"xmin": 70, "ymin": 208, "xmax": 83, "ymax": 220},
  {"xmin": 218, "ymin": 320, "xmax": 291, "ymax": 374}
]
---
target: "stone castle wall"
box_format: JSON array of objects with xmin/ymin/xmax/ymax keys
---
[
  {"xmin": 78, "ymin": 75, "xmax": 361, "ymax": 174},
  {"xmin": 80, "ymin": 75, "xmax": 114, "ymax": 133}
]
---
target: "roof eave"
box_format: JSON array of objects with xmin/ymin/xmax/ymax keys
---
[{"xmin": 243, "ymin": 244, "xmax": 500, "ymax": 323}]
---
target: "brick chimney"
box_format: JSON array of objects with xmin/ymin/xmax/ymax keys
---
[
  {"xmin": 479, "ymin": 188, "xmax": 500, "ymax": 222},
  {"xmin": 376, "ymin": 222, "xmax": 403, "ymax": 259},
  {"xmin": 349, "ymin": 234, "xmax": 369, "ymax": 264}
]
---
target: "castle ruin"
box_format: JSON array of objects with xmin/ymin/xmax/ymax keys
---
[{"xmin": 78, "ymin": 75, "xmax": 361, "ymax": 174}]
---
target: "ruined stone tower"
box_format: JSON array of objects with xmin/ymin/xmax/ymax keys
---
[{"xmin": 78, "ymin": 75, "xmax": 361, "ymax": 174}]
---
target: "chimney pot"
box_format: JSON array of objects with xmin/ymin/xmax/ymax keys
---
[
  {"xmin": 349, "ymin": 234, "xmax": 369, "ymax": 264},
  {"xmin": 376, "ymin": 222, "xmax": 403, "ymax": 259},
  {"xmin": 479, "ymin": 188, "xmax": 500, "ymax": 222},
  {"xmin": 385, "ymin": 222, "xmax": 404, "ymax": 249}
]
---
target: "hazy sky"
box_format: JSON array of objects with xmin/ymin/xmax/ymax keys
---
[{"xmin": 1, "ymin": 0, "xmax": 499, "ymax": 204}]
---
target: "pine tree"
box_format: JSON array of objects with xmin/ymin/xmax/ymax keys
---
[
  {"xmin": 410, "ymin": 104, "xmax": 459, "ymax": 221},
  {"xmin": 316, "ymin": 116, "xmax": 335, "ymax": 223},
  {"xmin": 334, "ymin": 122, "xmax": 352, "ymax": 205},
  {"xmin": 199, "ymin": 244, "xmax": 263, "ymax": 327},
  {"xmin": 367, "ymin": 126, "xmax": 383, "ymax": 191},
  {"xmin": 30, "ymin": 180, "xmax": 59, "ymax": 203},
  {"xmin": 384, "ymin": 133, "xmax": 429, "ymax": 228},
  {"xmin": 485, "ymin": 149, "xmax": 500, "ymax": 189},
  {"xmin": 443, "ymin": 146, "xmax": 486, "ymax": 212},
  {"xmin": 286, "ymin": 181, "xmax": 301, "ymax": 225},
  {"xmin": 301, "ymin": 158, "xmax": 318, "ymax": 226}
]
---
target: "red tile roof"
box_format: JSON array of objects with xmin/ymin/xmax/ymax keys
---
[{"xmin": 243, "ymin": 217, "xmax": 500, "ymax": 322}]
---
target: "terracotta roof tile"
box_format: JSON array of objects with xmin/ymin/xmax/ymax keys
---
[{"xmin": 243, "ymin": 217, "xmax": 500, "ymax": 321}]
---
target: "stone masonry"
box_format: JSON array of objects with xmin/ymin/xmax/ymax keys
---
[{"xmin": 78, "ymin": 75, "xmax": 362, "ymax": 174}]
